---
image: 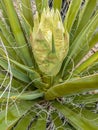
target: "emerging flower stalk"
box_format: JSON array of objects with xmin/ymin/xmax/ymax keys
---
[{"xmin": 31, "ymin": 8, "xmax": 69, "ymax": 76}]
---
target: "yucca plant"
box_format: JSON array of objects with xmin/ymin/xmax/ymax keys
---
[{"xmin": 0, "ymin": 0, "xmax": 98, "ymax": 129}]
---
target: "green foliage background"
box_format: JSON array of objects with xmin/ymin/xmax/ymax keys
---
[{"xmin": 0, "ymin": 0, "xmax": 98, "ymax": 129}]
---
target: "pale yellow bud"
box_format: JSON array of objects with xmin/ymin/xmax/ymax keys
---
[{"xmin": 31, "ymin": 8, "xmax": 69, "ymax": 76}]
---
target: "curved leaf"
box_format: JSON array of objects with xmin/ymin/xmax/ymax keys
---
[
  {"xmin": 64, "ymin": 0, "xmax": 82, "ymax": 32},
  {"xmin": 13, "ymin": 110, "xmax": 37, "ymax": 130},
  {"xmin": 73, "ymin": 93, "xmax": 98, "ymax": 104},
  {"xmin": 21, "ymin": 0, "xmax": 34, "ymax": 27},
  {"xmin": 75, "ymin": 0, "xmax": 97, "ymax": 38},
  {"xmin": 83, "ymin": 62, "xmax": 98, "ymax": 75},
  {"xmin": 0, "ymin": 100, "xmax": 37, "ymax": 130},
  {"xmin": 53, "ymin": 101, "xmax": 98, "ymax": 130},
  {"xmin": 0, "ymin": 59, "xmax": 31, "ymax": 83},
  {"xmin": 2, "ymin": 0, "xmax": 33, "ymax": 66},
  {"xmin": 0, "ymin": 90, "xmax": 43, "ymax": 101},
  {"xmin": 34, "ymin": 112, "xmax": 47, "ymax": 130},
  {"xmin": 45, "ymin": 74, "xmax": 98, "ymax": 100},
  {"xmin": 62, "ymin": 11, "xmax": 98, "ymax": 77},
  {"xmin": 73, "ymin": 52, "xmax": 98, "ymax": 76}
]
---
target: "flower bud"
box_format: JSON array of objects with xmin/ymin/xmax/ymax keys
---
[{"xmin": 31, "ymin": 8, "xmax": 69, "ymax": 76}]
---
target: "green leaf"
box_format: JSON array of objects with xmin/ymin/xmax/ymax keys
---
[
  {"xmin": 13, "ymin": 110, "xmax": 37, "ymax": 130},
  {"xmin": 53, "ymin": 0, "xmax": 62, "ymax": 11},
  {"xmin": 51, "ymin": 112, "xmax": 66, "ymax": 129},
  {"xmin": 14, "ymin": 112, "xmax": 35, "ymax": 130},
  {"xmin": 7, "ymin": 58, "xmax": 41, "ymax": 81},
  {"xmin": 45, "ymin": 74, "xmax": 98, "ymax": 100},
  {"xmin": 18, "ymin": 91, "xmax": 44, "ymax": 100},
  {"xmin": 0, "ymin": 1, "xmax": 10, "ymax": 27},
  {"xmin": 6, "ymin": 58, "xmax": 48, "ymax": 89},
  {"xmin": 62, "ymin": 11, "xmax": 98, "ymax": 77},
  {"xmin": 61, "ymin": 32, "xmax": 98, "ymax": 79},
  {"xmin": 0, "ymin": 47, "xmax": 6, "ymax": 56},
  {"xmin": 19, "ymin": 14, "xmax": 38, "ymax": 69},
  {"xmin": 0, "ymin": 59, "xmax": 31, "ymax": 83},
  {"xmin": 69, "ymin": 12, "xmax": 98, "ymax": 60},
  {"xmin": 67, "ymin": 104, "xmax": 98, "ymax": 126},
  {"xmin": 79, "ymin": 109, "xmax": 98, "ymax": 125},
  {"xmin": 21, "ymin": 0, "xmax": 34, "ymax": 27},
  {"xmin": 35, "ymin": 0, "xmax": 42, "ymax": 14},
  {"xmin": 0, "ymin": 90, "xmax": 44, "ymax": 101},
  {"xmin": 53, "ymin": 101, "xmax": 98, "ymax": 130},
  {"xmin": 0, "ymin": 32, "xmax": 21, "ymax": 62},
  {"xmin": 2, "ymin": 0, "xmax": 33, "ymax": 66},
  {"xmin": 0, "ymin": 100, "xmax": 37, "ymax": 130},
  {"xmin": 20, "ymin": 13, "xmax": 32, "ymax": 37},
  {"xmin": 0, "ymin": 20, "xmax": 23, "ymax": 63},
  {"xmin": 35, "ymin": 0, "xmax": 48, "ymax": 15},
  {"xmin": 0, "ymin": 57, "xmax": 48, "ymax": 89},
  {"xmin": 70, "ymin": 11, "xmax": 80, "ymax": 43},
  {"xmin": 73, "ymin": 52, "xmax": 98, "ymax": 76},
  {"xmin": 73, "ymin": 32, "xmax": 98, "ymax": 66},
  {"xmin": 64, "ymin": 0, "xmax": 82, "ymax": 32},
  {"xmin": 74, "ymin": 0, "xmax": 97, "ymax": 38},
  {"xmin": 0, "ymin": 73, "xmax": 23, "ymax": 91},
  {"xmin": 83, "ymin": 62, "xmax": 98, "ymax": 75},
  {"xmin": 0, "ymin": 19, "xmax": 15, "ymax": 45},
  {"xmin": 73, "ymin": 93, "xmax": 98, "ymax": 104},
  {"xmin": 34, "ymin": 112, "xmax": 47, "ymax": 130}
]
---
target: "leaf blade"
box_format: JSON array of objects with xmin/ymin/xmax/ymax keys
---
[
  {"xmin": 53, "ymin": 101, "xmax": 98, "ymax": 130},
  {"xmin": 45, "ymin": 74, "xmax": 98, "ymax": 100},
  {"xmin": 2, "ymin": 0, "xmax": 33, "ymax": 66}
]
